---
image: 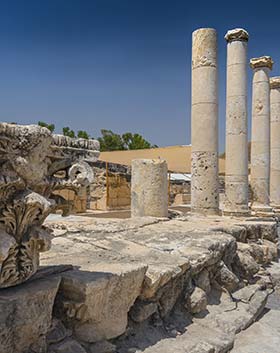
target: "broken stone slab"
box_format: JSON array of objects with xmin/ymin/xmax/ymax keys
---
[
  {"xmin": 186, "ymin": 287, "xmax": 208, "ymax": 314},
  {"xmin": 231, "ymin": 309, "xmax": 280, "ymax": 353},
  {"xmin": 54, "ymin": 265, "xmax": 147, "ymax": 343},
  {"xmin": 194, "ymin": 284, "xmax": 268, "ymax": 335},
  {"xmin": 0, "ymin": 275, "xmax": 60, "ymax": 353}
]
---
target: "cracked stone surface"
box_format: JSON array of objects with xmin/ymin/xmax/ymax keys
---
[{"xmin": 41, "ymin": 214, "xmax": 278, "ymax": 348}]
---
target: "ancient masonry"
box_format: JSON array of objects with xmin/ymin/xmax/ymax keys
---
[
  {"xmin": 270, "ymin": 76, "xmax": 280, "ymax": 209},
  {"xmin": 224, "ymin": 28, "xmax": 249, "ymax": 215},
  {"xmin": 0, "ymin": 123, "xmax": 99, "ymax": 288},
  {"xmin": 189, "ymin": 28, "xmax": 277, "ymax": 216},
  {"xmin": 191, "ymin": 28, "xmax": 219, "ymax": 215},
  {"xmin": 0, "ymin": 27, "xmax": 280, "ymax": 353},
  {"xmin": 250, "ymin": 56, "xmax": 274, "ymax": 214},
  {"xmin": 131, "ymin": 159, "xmax": 168, "ymax": 218}
]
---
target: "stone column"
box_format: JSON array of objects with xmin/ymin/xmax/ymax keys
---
[
  {"xmin": 131, "ymin": 159, "xmax": 168, "ymax": 218},
  {"xmin": 270, "ymin": 76, "xmax": 280, "ymax": 209},
  {"xmin": 224, "ymin": 28, "xmax": 249, "ymax": 215},
  {"xmin": 250, "ymin": 56, "xmax": 273, "ymax": 213},
  {"xmin": 191, "ymin": 28, "xmax": 219, "ymax": 215}
]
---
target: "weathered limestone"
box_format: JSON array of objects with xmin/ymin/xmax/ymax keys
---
[
  {"xmin": 0, "ymin": 123, "xmax": 99, "ymax": 288},
  {"xmin": 191, "ymin": 28, "xmax": 219, "ymax": 215},
  {"xmin": 224, "ymin": 28, "xmax": 249, "ymax": 215},
  {"xmin": 250, "ymin": 56, "xmax": 273, "ymax": 213},
  {"xmin": 270, "ymin": 77, "xmax": 280, "ymax": 209},
  {"xmin": 0, "ymin": 276, "xmax": 61, "ymax": 353},
  {"xmin": 131, "ymin": 159, "xmax": 168, "ymax": 217}
]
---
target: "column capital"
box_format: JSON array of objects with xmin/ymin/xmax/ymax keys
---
[
  {"xmin": 225, "ymin": 28, "xmax": 249, "ymax": 42},
  {"xmin": 270, "ymin": 76, "xmax": 280, "ymax": 89},
  {"xmin": 250, "ymin": 56, "xmax": 273, "ymax": 70}
]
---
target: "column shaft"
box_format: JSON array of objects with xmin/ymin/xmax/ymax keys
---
[
  {"xmin": 250, "ymin": 56, "xmax": 273, "ymax": 211},
  {"xmin": 191, "ymin": 28, "xmax": 219, "ymax": 215},
  {"xmin": 224, "ymin": 28, "xmax": 249, "ymax": 215},
  {"xmin": 270, "ymin": 77, "xmax": 280, "ymax": 208},
  {"xmin": 131, "ymin": 159, "xmax": 168, "ymax": 218}
]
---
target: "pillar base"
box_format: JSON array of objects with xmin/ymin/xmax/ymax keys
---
[
  {"xmin": 251, "ymin": 204, "xmax": 274, "ymax": 217},
  {"xmin": 222, "ymin": 209, "xmax": 250, "ymax": 217},
  {"xmin": 191, "ymin": 207, "xmax": 220, "ymax": 217}
]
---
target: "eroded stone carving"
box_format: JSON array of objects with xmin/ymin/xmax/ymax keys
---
[
  {"xmin": 250, "ymin": 56, "xmax": 274, "ymax": 70},
  {"xmin": 270, "ymin": 76, "xmax": 280, "ymax": 89},
  {"xmin": 224, "ymin": 28, "xmax": 249, "ymax": 42},
  {"xmin": 0, "ymin": 123, "xmax": 99, "ymax": 287}
]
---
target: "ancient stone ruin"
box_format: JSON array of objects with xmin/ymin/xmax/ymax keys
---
[
  {"xmin": 0, "ymin": 27, "xmax": 280, "ymax": 353},
  {"xmin": 0, "ymin": 123, "xmax": 99, "ymax": 288}
]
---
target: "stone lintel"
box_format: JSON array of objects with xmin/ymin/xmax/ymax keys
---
[
  {"xmin": 250, "ymin": 56, "xmax": 273, "ymax": 70},
  {"xmin": 225, "ymin": 28, "xmax": 249, "ymax": 42},
  {"xmin": 270, "ymin": 76, "xmax": 280, "ymax": 89}
]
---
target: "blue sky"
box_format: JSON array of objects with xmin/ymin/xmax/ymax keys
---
[{"xmin": 1, "ymin": 0, "xmax": 280, "ymax": 151}]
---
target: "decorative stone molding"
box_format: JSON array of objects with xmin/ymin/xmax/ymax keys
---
[
  {"xmin": 250, "ymin": 56, "xmax": 274, "ymax": 70},
  {"xmin": 0, "ymin": 123, "xmax": 99, "ymax": 288},
  {"xmin": 270, "ymin": 76, "xmax": 280, "ymax": 89},
  {"xmin": 224, "ymin": 28, "xmax": 249, "ymax": 42}
]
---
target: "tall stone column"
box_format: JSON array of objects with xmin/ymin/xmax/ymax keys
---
[
  {"xmin": 250, "ymin": 56, "xmax": 273, "ymax": 213},
  {"xmin": 224, "ymin": 29, "xmax": 249, "ymax": 216},
  {"xmin": 191, "ymin": 28, "xmax": 219, "ymax": 215},
  {"xmin": 131, "ymin": 159, "xmax": 168, "ymax": 218},
  {"xmin": 270, "ymin": 76, "xmax": 280, "ymax": 209}
]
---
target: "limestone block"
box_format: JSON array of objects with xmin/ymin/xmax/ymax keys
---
[
  {"xmin": 55, "ymin": 267, "xmax": 147, "ymax": 342},
  {"xmin": 130, "ymin": 300, "xmax": 158, "ymax": 323},
  {"xmin": 194, "ymin": 268, "xmax": 211, "ymax": 294},
  {"xmin": 131, "ymin": 159, "xmax": 168, "ymax": 218},
  {"xmin": 191, "ymin": 151, "xmax": 219, "ymax": 214},
  {"xmin": 0, "ymin": 276, "xmax": 60, "ymax": 353},
  {"xmin": 186, "ymin": 287, "xmax": 208, "ymax": 314},
  {"xmin": 215, "ymin": 261, "xmax": 239, "ymax": 292}
]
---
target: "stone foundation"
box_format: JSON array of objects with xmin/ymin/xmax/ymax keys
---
[{"xmin": 2, "ymin": 214, "xmax": 271, "ymax": 353}]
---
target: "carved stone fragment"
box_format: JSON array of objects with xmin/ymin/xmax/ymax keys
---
[{"xmin": 0, "ymin": 123, "xmax": 99, "ymax": 288}]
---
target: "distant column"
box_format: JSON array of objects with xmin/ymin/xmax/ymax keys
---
[
  {"xmin": 191, "ymin": 28, "xmax": 219, "ymax": 215},
  {"xmin": 224, "ymin": 28, "xmax": 249, "ymax": 216},
  {"xmin": 270, "ymin": 76, "xmax": 280, "ymax": 209},
  {"xmin": 250, "ymin": 56, "xmax": 273, "ymax": 213},
  {"xmin": 131, "ymin": 159, "xmax": 168, "ymax": 217}
]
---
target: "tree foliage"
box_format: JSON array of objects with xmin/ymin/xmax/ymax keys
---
[
  {"xmin": 98, "ymin": 129, "xmax": 126, "ymax": 152},
  {"xmin": 98, "ymin": 129, "xmax": 156, "ymax": 152},
  {"xmin": 62, "ymin": 126, "xmax": 75, "ymax": 138},
  {"xmin": 38, "ymin": 121, "xmax": 55, "ymax": 132},
  {"xmin": 77, "ymin": 130, "xmax": 90, "ymax": 139},
  {"xmin": 38, "ymin": 122, "xmax": 156, "ymax": 151}
]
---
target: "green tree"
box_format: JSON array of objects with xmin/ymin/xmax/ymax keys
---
[
  {"xmin": 77, "ymin": 130, "xmax": 90, "ymax": 139},
  {"xmin": 38, "ymin": 121, "xmax": 55, "ymax": 132},
  {"xmin": 98, "ymin": 129, "xmax": 126, "ymax": 152},
  {"xmin": 62, "ymin": 126, "xmax": 75, "ymax": 138},
  {"xmin": 122, "ymin": 132, "xmax": 157, "ymax": 150}
]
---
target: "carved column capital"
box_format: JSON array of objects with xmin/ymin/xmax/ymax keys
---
[
  {"xmin": 225, "ymin": 28, "xmax": 249, "ymax": 42},
  {"xmin": 270, "ymin": 76, "xmax": 280, "ymax": 89},
  {"xmin": 0, "ymin": 123, "xmax": 99, "ymax": 288},
  {"xmin": 250, "ymin": 56, "xmax": 274, "ymax": 70}
]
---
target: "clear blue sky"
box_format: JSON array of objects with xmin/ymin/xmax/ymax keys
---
[{"xmin": 1, "ymin": 0, "xmax": 280, "ymax": 151}]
